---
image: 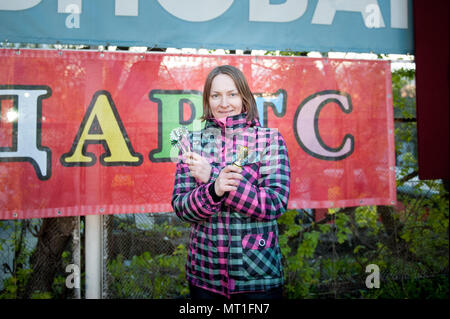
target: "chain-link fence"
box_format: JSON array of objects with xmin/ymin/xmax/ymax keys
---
[
  {"xmin": 0, "ymin": 217, "xmax": 81, "ymax": 299},
  {"xmin": 98, "ymin": 183, "xmax": 447, "ymax": 299},
  {"xmin": 1, "ymin": 179, "xmax": 448, "ymax": 299},
  {"xmin": 296, "ymin": 179, "xmax": 448, "ymax": 299},
  {"xmin": 102, "ymin": 212, "xmax": 190, "ymax": 299},
  {"xmin": 0, "ymin": 213, "xmax": 190, "ymax": 299}
]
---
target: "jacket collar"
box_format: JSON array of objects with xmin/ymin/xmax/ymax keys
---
[{"xmin": 205, "ymin": 112, "xmax": 261, "ymax": 130}]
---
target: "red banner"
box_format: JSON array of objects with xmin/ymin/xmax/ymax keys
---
[{"xmin": 0, "ymin": 49, "xmax": 396, "ymax": 220}]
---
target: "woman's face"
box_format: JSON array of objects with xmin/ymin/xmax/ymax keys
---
[{"xmin": 209, "ymin": 74, "xmax": 243, "ymax": 119}]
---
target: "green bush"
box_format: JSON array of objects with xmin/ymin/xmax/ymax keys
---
[
  {"xmin": 278, "ymin": 198, "xmax": 448, "ymax": 299},
  {"xmin": 107, "ymin": 244, "xmax": 188, "ymax": 299}
]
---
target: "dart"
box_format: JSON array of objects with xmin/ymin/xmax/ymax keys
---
[{"xmin": 169, "ymin": 127, "xmax": 191, "ymax": 154}]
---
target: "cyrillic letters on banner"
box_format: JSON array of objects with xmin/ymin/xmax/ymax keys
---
[{"xmin": 0, "ymin": 49, "xmax": 396, "ymax": 219}]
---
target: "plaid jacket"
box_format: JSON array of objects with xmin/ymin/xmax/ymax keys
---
[{"xmin": 171, "ymin": 113, "xmax": 291, "ymax": 298}]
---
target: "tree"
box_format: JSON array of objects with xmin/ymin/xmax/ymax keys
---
[{"xmin": 20, "ymin": 217, "xmax": 77, "ymax": 298}]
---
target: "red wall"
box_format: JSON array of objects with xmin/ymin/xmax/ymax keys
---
[{"xmin": 413, "ymin": 0, "xmax": 449, "ymax": 180}]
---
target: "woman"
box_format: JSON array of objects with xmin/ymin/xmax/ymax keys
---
[{"xmin": 171, "ymin": 65, "xmax": 291, "ymax": 300}]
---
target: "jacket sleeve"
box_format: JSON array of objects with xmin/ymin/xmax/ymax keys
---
[
  {"xmin": 171, "ymin": 160, "xmax": 223, "ymax": 223},
  {"xmin": 224, "ymin": 130, "xmax": 291, "ymax": 221}
]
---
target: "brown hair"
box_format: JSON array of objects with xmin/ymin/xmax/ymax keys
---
[{"xmin": 201, "ymin": 65, "xmax": 258, "ymax": 122}]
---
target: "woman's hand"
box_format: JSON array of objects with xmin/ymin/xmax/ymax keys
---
[
  {"xmin": 214, "ymin": 165, "xmax": 243, "ymax": 197},
  {"xmin": 184, "ymin": 152, "xmax": 212, "ymax": 184}
]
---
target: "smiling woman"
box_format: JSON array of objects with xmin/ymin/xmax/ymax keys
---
[
  {"xmin": 208, "ymin": 74, "xmax": 243, "ymax": 120},
  {"xmin": 171, "ymin": 64, "xmax": 291, "ymax": 300},
  {"xmin": 201, "ymin": 65, "xmax": 259, "ymax": 122}
]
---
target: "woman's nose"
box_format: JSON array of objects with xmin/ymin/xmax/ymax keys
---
[{"xmin": 219, "ymin": 95, "xmax": 228, "ymax": 106}]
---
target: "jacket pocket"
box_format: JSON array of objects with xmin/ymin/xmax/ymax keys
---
[{"xmin": 241, "ymin": 232, "xmax": 280, "ymax": 278}]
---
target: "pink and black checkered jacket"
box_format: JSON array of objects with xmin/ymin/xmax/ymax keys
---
[{"xmin": 171, "ymin": 113, "xmax": 291, "ymax": 298}]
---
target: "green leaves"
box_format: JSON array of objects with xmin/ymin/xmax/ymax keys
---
[{"xmin": 107, "ymin": 247, "xmax": 188, "ymax": 298}]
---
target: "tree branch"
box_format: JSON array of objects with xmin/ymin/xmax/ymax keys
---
[{"xmin": 397, "ymin": 170, "xmax": 418, "ymax": 184}]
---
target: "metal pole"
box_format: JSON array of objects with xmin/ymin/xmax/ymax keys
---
[
  {"xmin": 72, "ymin": 216, "xmax": 81, "ymax": 299},
  {"xmin": 101, "ymin": 214, "xmax": 109, "ymax": 299},
  {"xmin": 85, "ymin": 214, "xmax": 102, "ymax": 299}
]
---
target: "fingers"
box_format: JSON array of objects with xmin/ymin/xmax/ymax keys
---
[
  {"xmin": 215, "ymin": 178, "xmax": 239, "ymax": 196},
  {"xmin": 223, "ymin": 166, "xmax": 243, "ymax": 184},
  {"xmin": 214, "ymin": 165, "xmax": 243, "ymax": 196},
  {"xmin": 222, "ymin": 164, "xmax": 242, "ymax": 174},
  {"xmin": 183, "ymin": 152, "xmax": 212, "ymax": 184},
  {"xmin": 225, "ymin": 172, "xmax": 243, "ymax": 183},
  {"xmin": 184, "ymin": 152, "xmax": 207, "ymax": 165},
  {"xmin": 220, "ymin": 165, "xmax": 242, "ymax": 181},
  {"xmin": 215, "ymin": 178, "xmax": 238, "ymax": 196},
  {"xmin": 188, "ymin": 152, "xmax": 203, "ymax": 161},
  {"xmin": 184, "ymin": 154, "xmax": 199, "ymax": 169},
  {"xmin": 219, "ymin": 165, "xmax": 240, "ymax": 176},
  {"xmin": 182, "ymin": 152, "xmax": 194, "ymax": 164}
]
